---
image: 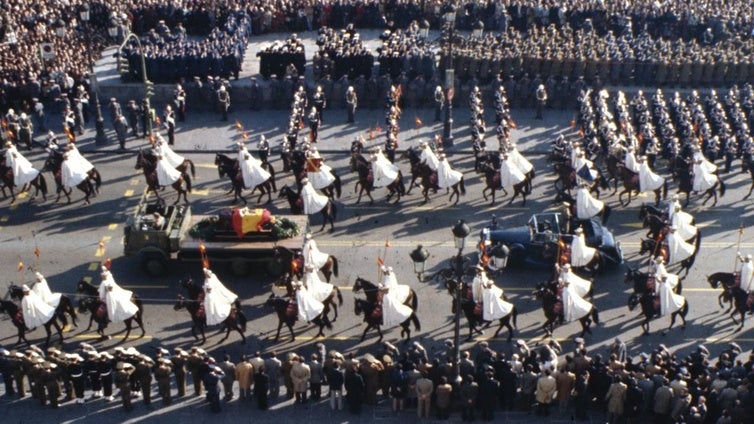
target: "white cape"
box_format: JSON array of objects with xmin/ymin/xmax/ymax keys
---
[
  {"xmin": 5, "ymin": 146, "xmax": 40, "ymax": 186},
  {"xmin": 624, "ymin": 152, "xmax": 640, "ymax": 173},
  {"xmin": 21, "ymin": 290, "xmax": 56, "ymax": 329},
  {"xmin": 371, "ymin": 152, "xmax": 400, "ymax": 187},
  {"xmin": 303, "ymin": 269, "xmax": 334, "ymax": 303},
  {"xmin": 381, "ymin": 272, "xmax": 410, "ymax": 304},
  {"xmin": 639, "ymin": 161, "xmax": 664, "ymax": 192},
  {"xmin": 32, "ymin": 277, "xmax": 62, "ymax": 308},
  {"xmin": 62, "ymin": 156, "xmax": 89, "ymax": 189},
  {"xmin": 562, "ymin": 282, "xmax": 592, "ymax": 322},
  {"xmin": 667, "ymin": 232, "xmax": 694, "ymax": 264},
  {"xmin": 296, "ymin": 286, "xmax": 325, "ymax": 322},
  {"xmin": 570, "ymin": 234, "xmax": 596, "ymax": 267},
  {"xmin": 67, "ymin": 145, "xmax": 94, "ymax": 172},
  {"xmin": 692, "ymin": 162, "xmax": 717, "ymax": 192},
  {"xmin": 382, "ymin": 289, "xmax": 413, "ymax": 328},
  {"xmin": 481, "ymin": 284, "xmax": 513, "ymax": 321},
  {"xmin": 693, "ymin": 151, "xmax": 717, "ymax": 173},
  {"xmin": 419, "ymin": 147, "xmax": 439, "ymax": 171},
  {"xmin": 99, "ymin": 271, "xmax": 139, "ymax": 322},
  {"xmin": 656, "ymin": 279, "xmax": 685, "ymax": 315},
  {"xmin": 241, "ymin": 155, "xmax": 271, "ymax": 189},
  {"xmin": 203, "ymin": 271, "xmax": 238, "ymax": 326},
  {"xmin": 155, "ymin": 143, "xmax": 184, "ymax": 169},
  {"xmin": 303, "ymin": 239, "xmax": 329, "ymax": 269},
  {"xmin": 742, "ymin": 261, "xmax": 754, "ymax": 292},
  {"xmin": 308, "ymin": 167, "xmax": 336, "ymax": 190},
  {"xmin": 437, "ymin": 159, "xmax": 462, "ymax": 188},
  {"xmin": 156, "ymin": 157, "xmax": 182, "ymax": 186},
  {"xmin": 509, "ymin": 148, "xmax": 533, "ymax": 174},
  {"xmin": 500, "ymin": 158, "xmax": 526, "ymax": 188},
  {"xmin": 560, "ymin": 270, "xmax": 592, "ymax": 298},
  {"xmin": 301, "ymin": 183, "xmax": 329, "ymax": 215},
  {"xmin": 671, "ymin": 210, "xmax": 697, "ymax": 241},
  {"xmin": 576, "ymin": 187, "xmax": 604, "ymax": 219}
]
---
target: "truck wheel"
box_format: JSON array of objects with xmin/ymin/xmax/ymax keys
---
[
  {"xmin": 265, "ymin": 258, "xmax": 284, "ymax": 277},
  {"xmin": 229, "ymin": 259, "xmax": 250, "ymax": 277},
  {"xmin": 141, "ymin": 254, "xmax": 167, "ymax": 277}
]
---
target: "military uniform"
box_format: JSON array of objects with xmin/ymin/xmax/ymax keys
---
[
  {"xmin": 115, "ymin": 362, "xmax": 135, "ymax": 411},
  {"xmin": 171, "ymin": 349, "xmax": 188, "ymax": 397},
  {"xmin": 217, "ymin": 86, "xmax": 230, "ymax": 121},
  {"xmin": 346, "ymin": 87, "xmax": 358, "ymax": 123},
  {"xmin": 155, "ymin": 358, "xmax": 172, "ymax": 405}
]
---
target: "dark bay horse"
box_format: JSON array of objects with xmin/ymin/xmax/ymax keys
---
[
  {"xmin": 675, "ymin": 166, "xmax": 725, "ymax": 207},
  {"xmin": 353, "ymin": 298, "xmax": 419, "ymax": 344},
  {"xmin": 143, "ymin": 149, "xmax": 196, "ymax": 179},
  {"xmin": 481, "ymin": 163, "xmax": 530, "ymax": 206},
  {"xmin": 638, "ymin": 232, "xmax": 702, "ymax": 278},
  {"xmin": 8, "ymin": 284, "xmax": 78, "ymax": 329},
  {"xmin": 445, "ymin": 280, "xmax": 518, "ymax": 342},
  {"xmin": 278, "ymin": 185, "xmax": 337, "ymax": 232},
  {"xmin": 402, "ymin": 147, "xmax": 465, "ymax": 205},
  {"xmin": 350, "ymin": 154, "xmax": 406, "ymax": 204},
  {"xmin": 43, "ymin": 148, "xmax": 100, "ymax": 204},
  {"xmin": 135, "ymin": 149, "xmax": 191, "ymax": 204},
  {"xmin": 281, "ymin": 149, "xmax": 340, "ymax": 198},
  {"xmin": 553, "ymin": 190, "xmax": 612, "ymax": 225},
  {"xmin": 174, "ymin": 294, "xmax": 247, "ymax": 344},
  {"xmin": 707, "ymin": 272, "xmax": 739, "ymax": 311},
  {"xmin": 214, "ymin": 153, "xmax": 274, "ymax": 204},
  {"xmin": 720, "ymin": 286, "xmax": 754, "ymax": 332},
  {"xmin": 0, "ymin": 156, "xmax": 48, "ymax": 203},
  {"xmin": 265, "ymin": 293, "xmax": 332, "ymax": 341},
  {"xmin": 627, "ymin": 292, "xmax": 688, "ymax": 335},
  {"xmin": 281, "ymin": 273, "xmax": 343, "ymax": 321},
  {"xmin": 0, "ymin": 298, "xmax": 63, "ymax": 348},
  {"xmin": 76, "ymin": 279, "xmax": 145, "ymax": 341},
  {"xmin": 615, "ymin": 164, "xmax": 667, "ymax": 207},
  {"xmin": 624, "ymin": 267, "xmax": 683, "ymax": 295},
  {"xmin": 352, "ymin": 277, "xmax": 419, "ymax": 322},
  {"xmin": 532, "ymin": 282, "xmax": 599, "ymax": 338}
]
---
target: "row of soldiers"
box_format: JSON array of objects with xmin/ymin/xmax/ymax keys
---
[
  {"xmin": 313, "ymin": 26, "xmax": 375, "ymax": 81},
  {"xmin": 257, "ymin": 34, "xmax": 307, "ymax": 80},
  {"xmin": 377, "ymin": 24, "xmax": 436, "ymax": 81}
]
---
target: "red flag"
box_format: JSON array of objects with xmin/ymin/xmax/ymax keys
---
[
  {"xmin": 570, "ymin": 119, "xmax": 576, "ymax": 128},
  {"xmin": 104, "ymin": 258, "xmax": 112, "ymax": 270},
  {"xmin": 414, "ymin": 117, "xmax": 423, "ymax": 128},
  {"xmin": 368, "ymin": 129, "xmax": 374, "ymax": 140},
  {"xmin": 377, "ymin": 257, "xmax": 384, "ymax": 267},
  {"xmin": 199, "ymin": 243, "xmax": 209, "ymax": 268},
  {"xmin": 508, "ymin": 119, "xmax": 517, "ymax": 129},
  {"xmin": 235, "ymin": 120, "xmax": 244, "ymax": 131},
  {"xmin": 385, "ymin": 240, "xmax": 391, "ymax": 247},
  {"xmin": 17, "ymin": 262, "xmax": 23, "ymax": 272},
  {"xmin": 242, "ymin": 132, "xmax": 249, "ymax": 140},
  {"xmin": 33, "ymin": 247, "xmax": 40, "ymax": 258}
]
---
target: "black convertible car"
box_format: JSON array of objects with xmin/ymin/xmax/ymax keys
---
[{"xmin": 479, "ymin": 212, "xmax": 623, "ymax": 269}]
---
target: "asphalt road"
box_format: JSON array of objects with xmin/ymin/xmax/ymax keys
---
[{"xmin": 2, "ymin": 106, "xmax": 754, "ymax": 423}]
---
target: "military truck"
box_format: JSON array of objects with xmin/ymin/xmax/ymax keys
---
[{"xmin": 123, "ymin": 192, "xmax": 307, "ymax": 277}]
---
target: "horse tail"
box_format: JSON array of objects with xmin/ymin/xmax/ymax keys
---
[
  {"xmin": 602, "ymin": 204, "xmax": 611, "ymax": 225},
  {"xmin": 719, "ymin": 178, "xmax": 726, "ymax": 197},
  {"xmin": 334, "ymin": 173, "xmax": 342, "ymax": 199},
  {"xmin": 398, "ymin": 171, "xmax": 406, "ymax": 195},
  {"xmin": 335, "ymin": 285, "xmax": 343, "ymax": 305},
  {"xmin": 187, "ymin": 159, "xmax": 196, "ymax": 177},
  {"xmin": 354, "ymin": 181, "xmax": 360, "ymax": 193},
  {"xmin": 332, "ymin": 255, "xmax": 339, "ymax": 278},
  {"xmin": 331, "ymin": 202, "xmax": 337, "ymax": 220},
  {"xmin": 591, "ymin": 307, "xmax": 600, "ymax": 326},
  {"xmin": 410, "ymin": 290, "xmax": 418, "ymax": 311},
  {"xmin": 183, "ymin": 172, "xmax": 192, "ymax": 193},
  {"xmin": 662, "ymin": 179, "xmax": 668, "ymax": 200},
  {"xmin": 238, "ymin": 310, "xmax": 248, "ymax": 332},
  {"xmin": 460, "ymin": 176, "xmax": 466, "ymax": 195},
  {"xmin": 512, "ymin": 305, "xmax": 518, "ymax": 328},
  {"xmin": 38, "ymin": 173, "xmax": 48, "ymax": 196},
  {"xmin": 411, "ymin": 312, "xmax": 421, "ymax": 331}
]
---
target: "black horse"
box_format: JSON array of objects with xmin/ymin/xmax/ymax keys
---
[
  {"xmin": 350, "ymin": 154, "xmax": 406, "ymax": 204},
  {"xmin": 675, "ymin": 165, "xmax": 725, "ymax": 207},
  {"xmin": 553, "ymin": 190, "xmax": 611, "ymax": 225},
  {"xmin": 638, "ymin": 232, "xmax": 702, "ymax": 278},
  {"xmin": 445, "ymin": 280, "xmax": 518, "ymax": 342},
  {"xmin": 532, "ymin": 283, "xmax": 600, "ymax": 338},
  {"xmin": 552, "ymin": 162, "xmax": 607, "ymax": 197},
  {"xmin": 481, "ymin": 163, "xmax": 530, "ymax": 206},
  {"xmin": 265, "ymin": 293, "xmax": 332, "ymax": 341},
  {"xmin": 0, "ymin": 155, "xmax": 48, "ymax": 203},
  {"xmin": 278, "ymin": 185, "xmax": 337, "ymax": 232},
  {"xmin": 353, "ymin": 298, "xmax": 419, "ymax": 343},
  {"xmin": 281, "ymin": 148, "xmax": 340, "ymax": 198},
  {"xmin": 43, "ymin": 148, "xmax": 100, "ymax": 204},
  {"xmin": 401, "ymin": 147, "xmax": 466, "ymax": 204},
  {"xmin": 624, "ymin": 267, "xmax": 683, "ymax": 295},
  {"xmin": 0, "ymin": 299, "xmax": 63, "ymax": 348},
  {"xmin": 143, "ymin": 149, "xmax": 196, "ymax": 179},
  {"xmin": 214, "ymin": 153, "xmax": 274, "ymax": 204},
  {"xmin": 627, "ymin": 292, "xmax": 688, "ymax": 335},
  {"xmin": 8, "ymin": 284, "xmax": 78, "ymax": 329},
  {"xmin": 76, "ymin": 279, "xmax": 145, "ymax": 341},
  {"xmin": 135, "ymin": 149, "xmax": 191, "ymax": 204},
  {"xmin": 707, "ymin": 272, "xmax": 739, "ymax": 311},
  {"xmin": 615, "ymin": 165, "xmax": 667, "ymax": 207},
  {"xmin": 720, "ymin": 286, "xmax": 754, "ymax": 332},
  {"xmin": 280, "ymin": 273, "xmax": 343, "ymax": 321},
  {"xmin": 173, "ymin": 295, "xmax": 247, "ymax": 344},
  {"xmin": 352, "ymin": 277, "xmax": 419, "ymax": 319}
]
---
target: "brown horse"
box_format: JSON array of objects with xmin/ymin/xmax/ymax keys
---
[
  {"xmin": 291, "ymin": 251, "xmax": 340, "ymax": 283},
  {"xmin": 615, "ymin": 164, "xmax": 667, "ymax": 207},
  {"xmin": 174, "ymin": 295, "xmax": 247, "ymax": 345},
  {"xmin": 0, "ymin": 156, "xmax": 48, "ymax": 203},
  {"xmin": 445, "ymin": 280, "xmax": 518, "ymax": 342},
  {"xmin": 280, "ymin": 272, "xmax": 343, "ymax": 321},
  {"xmin": 76, "ymin": 279, "xmax": 145, "ymax": 341},
  {"xmin": 278, "ymin": 185, "xmax": 337, "ymax": 232},
  {"xmin": 628, "ymin": 292, "xmax": 688, "ymax": 335},
  {"xmin": 135, "ymin": 149, "xmax": 191, "ymax": 204},
  {"xmin": 265, "ymin": 293, "xmax": 332, "ymax": 341},
  {"xmin": 350, "ymin": 154, "xmax": 406, "ymax": 204},
  {"xmin": 480, "ymin": 163, "xmax": 530, "ymax": 206},
  {"xmin": 43, "ymin": 148, "xmax": 99, "ymax": 204},
  {"xmin": 402, "ymin": 147, "xmax": 466, "ymax": 205},
  {"xmin": 8, "ymin": 284, "xmax": 78, "ymax": 330},
  {"xmin": 532, "ymin": 282, "xmax": 599, "ymax": 338},
  {"xmin": 0, "ymin": 299, "xmax": 64, "ymax": 348},
  {"xmin": 639, "ymin": 232, "xmax": 702, "ymax": 278},
  {"xmin": 215, "ymin": 153, "xmax": 274, "ymax": 204}
]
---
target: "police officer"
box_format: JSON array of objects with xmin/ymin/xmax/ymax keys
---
[
  {"xmin": 164, "ymin": 105, "xmax": 176, "ymax": 145},
  {"xmin": 346, "ymin": 86, "xmax": 357, "ymax": 123},
  {"xmin": 313, "ymin": 86, "xmax": 327, "ymax": 123},
  {"xmin": 250, "ymin": 77, "xmax": 262, "ymax": 111},
  {"xmin": 308, "ymin": 106, "xmax": 320, "ymax": 142},
  {"xmin": 173, "ymin": 84, "xmax": 186, "ymax": 122},
  {"xmin": 17, "ymin": 113, "xmax": 33, "ymax": 150},
  {"xmin": 434, "ymin": 86, "xmax": 444, "ymax": 122},
  {"xmin": 217, "ymin": 85, "xmax": 230, "ymax": 121},
  {"xmin": 535, "ymin": 84, "xmax": 547, "ymax": 119},
  {"xmin": 125, "ymin": 100, "xmax": 140, "ymax": 138}
]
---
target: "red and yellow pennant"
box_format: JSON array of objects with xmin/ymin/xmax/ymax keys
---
[
  {"xmin": 17, "ymin": 261, "xmax": 24, "ymax": 272},
  {"xmin": 414, "ymin": 117, "xmax": 423, "ymax": 128},
  {"xmin": 199, "ymin": 243, "xmax": 209, "ymax": 268},
  {"xmin": 235, "ymin": 120, "xmax": 244, "ymax": 131}
]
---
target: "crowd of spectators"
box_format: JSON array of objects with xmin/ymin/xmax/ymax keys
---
[
  {"xmin": 313, "ymin": 26, "xmax": 374, "ymax": 81},
  {"xmin": 377, "ymin": 22, "xmax": 435, "ymax": 81},
  {"xmin": 257, "ymin": 34, "xmax": 306, "ymax": 80}
]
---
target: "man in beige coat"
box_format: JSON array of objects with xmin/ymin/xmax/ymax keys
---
[
  {"xmin": 556, "ymin": 365, "xmax": 576, "ymax": 415},
  {"xmin": 290, "ymin": 355, "xmax": 311, "ymax": 404},
  {"xmin": 415, "ymin": 371, "xmax": 434, "ymax": 418},
  {"xmin": 235, "ymin": 355, "xmax": 254, "ymax": 399},
  {"xmin": 535, "ymin": 369, "xmax": 557, "ymax": 416},
  {"xmin": 605, "ymin": 375, "xmax": 628, "ymax": 423}
]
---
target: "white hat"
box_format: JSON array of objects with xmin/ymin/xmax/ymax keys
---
[
  {"xmin": 35, "ymin": 272, "xmax": 44, "ymax": 280},
  {"xmin": 125, "ymin": 347, "xmax": 139, "ymax": 356},
  {"xmin": 301, "ymin": 178, "xmax": 309, "ymax": 184},
  {"xmin": 22, "ymin": 284, "xmax": 30, "ymax": 292},
  {"xmin": 305, "ymin": 233, "xmax": 313, "ymax": 240},
  {"xmin": 219, "ymin": 85, "xmax": 226, "ymax": 92},
  {"xmin": 562, "ymin": 264, "xmax": 571, "ymax": 270},
  {"xmin": 574, "ymin": 227, "xmax": 583, "ymax": 234}
]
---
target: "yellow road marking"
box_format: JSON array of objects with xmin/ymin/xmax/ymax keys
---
[
  {"xmin": 191, "ymin": 189, "xmax": 210, "ymax": 196},
  {"xmin": 0, "ymin": 216, "xmax": 8, "ymax": 222},
  {"xmin": 124, "ymin": 189, "xmax": 134, "ymax": 197},
  {"xmin": 83, "ymin": 276, "xmax": 92, "ymax": 283},
  {"xmin": 197, "ymin": 163, "xmax": 217, "ymax": 169},
  {"xmin": 108, "ymin": 223, "xmax": 118, "ymax": 230},
  {"xmin": 102, "ymin": 235, "xmax": 112, "ymax": 242},
  {"xmin": 88, "ymin": 262, "xmax": 99, "ymax": 271},
  {"xmin": 130, "ymin": 179, "xmax": 140, "ymax": 186},
  {"xmin": 73, "ymin": 334, "xmax": 154, "ymax": 340},
  {"xmin": 9, "ymin": 204, "xmax": 17, "ymax": 210},
  {"xmin": 17, "ymin": 192, "xmax": 27, "ymax": 199}
]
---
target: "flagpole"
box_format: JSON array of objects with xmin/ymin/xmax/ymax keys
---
[{"xmin": 734, "ymin": 223, "xmax": 744, "ymax": 272}]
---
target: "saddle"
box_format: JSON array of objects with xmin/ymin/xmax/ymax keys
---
[
  {"xmin": 195, "ymin": 303, "xmax": 206, "ymax": 319},
  {"xmin": 12, "ymin": 309, "xmax": 25, "ymax": 327},
  {"xmin": 285, "ymin": 299, "xmax": 297, "ymax": 319},
  {"xmin": 652, "ymin": 295, "xmax": 661, "ymax": 313},
  {"xmin": 294, "ymin": 196, "xmax": 303, "ymax": 209},
  {"xmin": 629, "ymin": 174, "xmax": 639, "ymax": 186},
  {"xmin": 473, "ymin": 302, "xmax": 483, "ymax": 318},
  {"xmin": 747, "ymin": 293, "xmax": 754, "ymax": 309},
  {"xmin": 370, "ymin": 305, "xmax": 383, "ymax": 320},
  {"xmin": 366, "ymin": 170, "xmax": 374, "ymax": 185},
  {"xmin": 463, "ymin": 285, "xmax": 473, "ymax": 300},
  {"xmin": 734, "ymin": 273, "xmax": 741, "ymax": 289},
  {"xmin": 95, "ymin": 301, "xmax": 108, "ymax": 321},
  {"xmin": 553, "ymin": 300, "xmax": 563, "ymax": 315},
  {"xmin": 427, "ymin": 171, "xmax": 438, "ymax": 187},
  {"xmin": 646, "ymin": 275, "xmax": 656, "ymax": 292}
]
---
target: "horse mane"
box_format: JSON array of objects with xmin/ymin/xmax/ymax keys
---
[{"xmin": 77, "ymin": 279, "xmax": 99, "ymax": 296}]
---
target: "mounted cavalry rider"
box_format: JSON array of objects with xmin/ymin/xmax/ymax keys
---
[
  {"xmin": 379, "ymin": 265, "xmax": 413, "ymax": 328},
  {"xmin": 155, "ymin": 154, "xmax": 182, "ymax": 188},
  {"xmin": 303, "ymin": 265, "xmax": 333, "ymax": 304},
  {"xmin": 4, "ymin": 140, "xmax": 40, "ymax": 187},
  {"xmin": 665, "ymin": 226, "xmax": 695, "ymax": 265},
  {"xmin": 437, "ymin": 153, "xmax": 462, "ymax": 189},
  {"xmin": 557, "ymin": 264, "xmax": 592, "ymax": 299},
  {"xmin": 418, "ymin": 141, "xmax": 440, "ymax": 171},
  {"xmin": 624, "ymin": 146, "xmax": 641, "ymax": 173},
  {"xmin": 655, "ymin": 272, "xmax": 685, "ymax": 317},
  {"xmin": 570, "ymin": 227, "xmax": 596, "ymax": 267},
  {"xmin": 637, "ymin": 155, "xmax": 665, "ymax": 194},
  {"xmin": 240, "ymin": 148, "xmax": 270, "ymax": 190},
  {"xmin": 472, "ymin": 265, "xmax": 513, "ymax": 322},
  {"xmin": 300, "ymin": 178, "xmax": 329, "ymax": 215},
  {"xmin": 499, "ymin": 152, "xmax": 525, "ymax": 189},
  {"xmin": 21, "ymin": 284, "xmax": 56, "ymax": 330},
  {"xmin": 370, "ymin": 147, "xmax": 400, "ymax": 188},
  {"xmin": 293, "ymin": 280, "xmax": 324, "ymax": 323},
  {"xmin": 575, "ymin": 183, "xmax": 604, "ymax": 220},
  {"xmin": 737, "ymin": 253, "xmax": 754, "ymax": 293},
  {"xmin": 670, "ymin": 204, "xmax": 697, "ymax": 241},
  {"xmin": 32, "ymin": 272, "xmax": 62, "ymax": 309},
  {"xmin": 558, "ymin": 267, "xmax": 593, "ymax": 323},
  {"xmin": 303, "ymin": 233, "xmax": 329, "ymax": 270},
  {"xmin": 99, "ymin": 267, "xmax": 139, "ymax": 323},
  {"xmin": 305, "ymin": 147, "xmax": 335, "ymax": 191},
  {"xmin": 203, "ymin": 268, "xmax": 238, "ymax": 326}
]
